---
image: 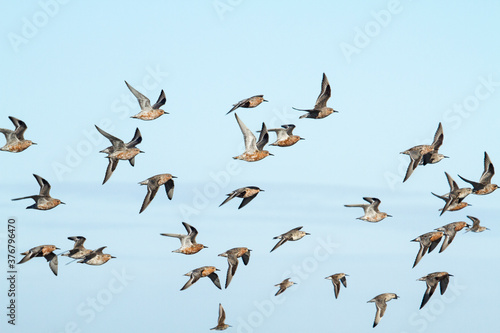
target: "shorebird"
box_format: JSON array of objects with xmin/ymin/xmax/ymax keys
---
[
  {"xmin": 61, "ymin": 236, "xmax": 92, "ymax": 259},
  {"xmin": 431, "ymin": 192, "xmax": 470, "ymax": 212},
  {"xmin": 181, "ymin": 266, "xmax": 221, "ymax": 291},
  {"xmin": 437, "ymin": 172, "xmax": 472, "ymax": 216},
  {"xmin": 218, "ymin": 247, "xmax": 251, "ymax": 288},
  {"xmin": 367, "ymin": 293, "xmax": 399, "ymax": 328},
  {"xmin": 435, "ymin": 222, "xmax": 469, "ymax": 252},
  {"xmin": 125, "ymin": 81, "xmax": 167, "ymax": 120},
  {"xmin": 275, "ymin": 278, "xmax": 296, "ymax": 296},
  {"xmin": 12, "ymin": 174, "xmax": 64, "ymax": 210},
  {"xmin": 78, "ymin": 246, "xmax": 115, "ymax": 265},
  {"xmin": 344, "ymin": 197, "xmax": 391, "ymax": 222},
  {"xmin": 138, "ymin": 173, "xmax": 176, "ymax": 213},
  {"xmin": 325, "ymin": 273, "xmax": 348, "ymax": 299},
  {"xmin": 465, "ymin": 215, "xmax": 489, "ymax": 233},
  {"xmin": 227, "ymin": 95, "xmax": 267, "ymax": 115},
  {"xmin": 270, "ymin": 226, "xmax": 309, "ymax": 252},
  {"xmin": 293, "ymin": 73, "xmax": 338, "ymax": 119},
  {"xmin": 459, "ymin": 152, "xmax": 498, "ymax": 195},
  {"xmin": 96, "ymin": 125, "xmax": 143, "ymax": 184},
  {"xmin": 418, "ymin": 272, "xmax": 452, "ymax": 309},
  {"xmin": 411, "ymin": 231, "xmax": 444, "ymax": 268},
  {"xmin": 233, "ymin": 113, "xmax": 272, "ymax": 162},
  {"xmin": 401, "ymin": 122, "xmax": 447, "ymax": 182},
  {"xmin": 0, "ymin": 116, "xmax": 36, "ymax": 152},
  {"xmin": 211, "ymin": 303, "xmax": 231, "ymax": 330},
  {"xmin": 18, "ymin": 245, "xmax": 59, "ymax": 276},
  {"xmin": 219, "ymin": 186, "xmax": 263, "ymax": 209},
  {"xmin": 267, "ymin": 124, "xmax": 304, "ymax": 147},
  {"xmin": 160, "ymin": 222, "xmax": 207, "ymax": 255}
]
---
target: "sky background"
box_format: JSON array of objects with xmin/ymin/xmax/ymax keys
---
[{"xmin": 1, "ymin": 1, "xmax": 499, "ymax": 332}]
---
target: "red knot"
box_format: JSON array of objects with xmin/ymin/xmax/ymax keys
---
[
  {"xmin": 218, "ymin": 247, "xmax": 251, "ymax": 288},
  {"xmin": 270, "ymin": 226, "xmax": 309, "ymax": 252},
  {"xmin": 436, "ymin": 172, "xmax": 472, "ymax": 216},
  {"xmin": 233, "ymin": 113, "xmax": 272, "ymax": 162},
  {"xmin": 418, "ymin": 272, "xmax": 452, "ymax": 309},
  {"xmin": 211, "ymin": 303, "xmax": 231, "ymax": 330},
  {"xmin": 293, "ymin": 73, "xmax": 338, "ymax": 119},
  {"xmin": 0, "ymin": 116, "xmax": 36, "ymax": 153},
  {"xmin": 125, "ymin": 81, "xmax": 167, "ymax": 120},
  {"xmin": 344, "ymin": 197, "xmax": 391, "ymax": 222},
  {"xmin": 325, "ymin": 273, "xmax": 348, "ymax": 299},
  {"xmin": 267, "ymin": 124, "xmax": 304, "ymax": 147},
  {"xmin": 411, "ymin": 231, "xmax": 444, "ymax": 268},
  {"xmin": 18, "ymin": 245, "xmax": 59, "ymax": 276},
  {"xmin": 434, "ymin": 222, "xmax": 469, "ymax": 252},
  {"xmin": 431, "ymin": 192, "xmax": 470, "ymax": 212},
  {"xmin": 77, "ymin": 246, "xmax": 115, "ymax": 265},
  {"xmin": 459, "ymin": 152, "xmax": 498, "ymax": 195},
  {"xmin": 219, "ymin": 186, "xmax": 263, "ymax": 209},
  {"xmin": 226, "ymin": 95, "xmax": 267, "ymax": 115},
  {"xmin": 96, "ymin": 126, "xmax": 144, "ymax": 184},
  {"xmin": 367, "ymin": 293, "xmax": 399, "ymax": 328},
  {"xmin": 61, "ymin": 236, "xmax": 92, "ymax": 259},
  {"xmin": 160, "ymin": 222, "xmax": 207, "ymax": 255},
  {"xmin": 181, "ymin": 266, "xmax": 221, "ymax": 291},
  {"xmin": 138, "ymin": 173, "xmax": 176, "ymax": 213},
  {"xmin": 275, "ymin": 278, "xmax": 296, "ymax": 296},
  {"xmin": 12, "ymin": 174, "xmax": 65, "ymax": 210},
  {"xmin": 465, "ymin": 215, "xmax": 489, "ymax": 233}
]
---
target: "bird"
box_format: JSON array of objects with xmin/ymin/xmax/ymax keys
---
[
  {"xmin": 325, "ymin": 273, "xmax": 348, "ymax": 299},
  {"xmin": 61, "ymin": 236, "xmax": 92, "ymax": 259},
  {"xmin": 434, "ymin": 222, "xmax": 470, "ymax": 252},
  {"xmin": 125, "ymin": 81, "xmax": 168, "ymax": 120},
  {"xmin": 275, "ymin": 278, "xmax": 296, "ymax": 296},
  {"xmin": 233, "ymin": 113, "xmax": 272, "ymax": 162},
  {"xmin": 11, "ymin": 174, "xmax": 65, "ymax": 210},
  {"xmin": 270, "ymin": 226, "xmax": 309, "ymax": 252},
  {"xmin": 218, "ymin": 247, "xmax": 251, "ymax": 288},
  {"xmin": 465, "ymin": 215, "xmax": 489, "ymax": 233},
  {"xmin": 227, "ymin": 95, "xmax": 267, "ymax": 115},
  {"xmin": 0, "ymin": 116, "xmax": 36, "ymax": 152},
  {"xmin": 181, "ymin": 266, "xmax": 221, "ymax": 291},
  {"xmin": 96, "ymin": 125, "xmax": 143, "ymax": 184},
  {"xmin": 401, "ymin": 122, "xmax": 446, "ymax": 182},
  {"xmin": 211, "ymin": 303, "xmax": 231, "ymax": 330},
  {"xmin": 293, "ymin": 73, "xmax": 338, "ymax": 119},
  {"xmin": 77, "ymin": 246, "xmax": 115, "ymax": 265},
  {"xmin": 160, "ymin": 222, "xmax": 207, "ymax": 255},
  {"xmin": 418, "ymin": 272, "xmax": 452, "ymax": 309},
  {"xmin": 437, "ymin": 172, "xmax": 472, "ymax": 216},
  {"xmin": 267, "ymin": 124, "xmax": 304, "ymax": 147},
  {"xmin": 367, "ymin": 293, "xmax": 399, "ymax": 328},
  {"xmin": 431, "ymin": 192, "xmax": 470, "ymax": 212},
  {"xmin": 219, "ymin": 186, "xmax": 263, "ymax": 209},
  {"xmin": 18, "ymin": 245, "xmax": 59, "ymax": 276},
  {"xmin": 411, "ymin": 231, "xmax": 444, "ymax": 268},
  {"xmin": 138, "ymin": 174, "xmax": 176, "ymax": 213},
  {"xmin": 458, "ymin": 152, "xmax": 498, "ymax": 195},
  {"xmin": 344, "ymin": 197, "xmax": 392, "ymax": 222}
]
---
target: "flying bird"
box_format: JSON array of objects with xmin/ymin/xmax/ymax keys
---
[
  {"xmin": 160, "ymin": 222, "xmax": 207, "ymax": 255},
  {"xmin": 138, "ymin": 173, "xmax": 176, "ymax": 213},
  {"xmin": 12, "ymin": 174, "xmax": 64, "ymax": 210},
  {"xmin": 96, "ymin": 126, "xmax": 143, "ymax": 184},
  {"xmin": 411, "ymin": 231, "xmax": 444, "ymax": 268},
  {"xmin": 270, "ymin": 226, "xmax": 309, "ymax": 252},
  {"xmin": 367, "ymin": 293, "xmax": 399, "ymax": 328},
  {"xmin": 233, "ymin": 113, "xmax": 272, "ymax": 162},
  {"xmin": 275, "ymin": 278, "xmax": 296, "ymax": 296},
  {"xmin": 437, "ymin": 172, "xmax": 472, "ymax": 216},
  {"xmin": 125, "ymin": 81, "xmax": 168, "ymax": 120},
  {"xmin": 77, "ymin": 246, "xmax": 115, "ymax": 265},
  {"xmin": 465, "ymin": 215, "xmax": 489, "ymax": 233},
  {"xmin": 181, "ymin": 266, "xmax": 221, "ymax": 291},
  {"xmin": 293, "ymin": 73, "xmax": 338, "ymax": 119},
  {"xmin": 211, "ymin": 303, "xmax": 231, "ymax": 330},
  {"xmin": 18, "ymin": 245, "xmax": 59, "ymax": 276},
  {"xmin": 0, "ymin": 116, "xmax": 36, "ymax": 152},
  {"xmin": 267, "ymin": 124, "xmax": 304, "ymax": 147},
  {"xmin": 458, "ymin": 152, "xmax": 498, "ymax": 195},
  {"xmin": 401, "ymin": 122, "xmax": 447, "ymax": 182},
  {"xmin": 325, "ymin": 273, "xmax": 348, "ymax": 299},
  {"xmin": 218, "ymin": 247, "xmax": 251, "ymax": 288},
  {"xmin": 434, "ymin": 222, "xmax": 469, "ymax": 252},
  {"xmin": 227, "ymin": 95, "xmax": 267, "ymax": 115},
  {"xmin": 61, "ymin": 236, "xmax": 92, "ymax": 259},
  {"xmin": 344, "ymin": 197, "xmax": 391, "ymax": 222},
  {"xmin": 219, "ymin": 186, "xmax": 263, "ymax": 209},
  {"xmin": 418, "ymin": 272, "xmax": 452, "ymax": 309}
]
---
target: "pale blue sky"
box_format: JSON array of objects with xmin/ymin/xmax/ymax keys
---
[{"xmin": 1, "ymin": 1, "xmax": 499, "ymax": 332}]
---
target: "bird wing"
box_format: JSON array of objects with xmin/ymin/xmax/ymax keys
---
[
  {"xmin": 225, "ymin": 255, "xmax": 239, "ymax": 288},
  {"xmin": 209, "ymin": 272, "xmax": 222, "ymax": 289},
  {"xmin": 9, "ymin": 116, "xmax": 28, "ymax": 140},
  {"xmin": 95, "ymin": 126, "xmax": 125, "ymax": 150},
  {"xmin": 270, "ymin": 237, "xmax": 288, "ymax": 253},
  {"xmin": 219, "ymin": 188, "xmax": 245, "ymax": 207},
  {"xmin": 314, "ymin": 73, "xmax": 331, "ymax": 109},
  {"xmin": 256, "ymin": 122, "xmax": 269, "ymax": 151},
  {"xmin": 102, "ymin": 158, "xmax": 119, "ymax": 185},
  {"xmin": 227, "ymin": 97, "xmax": 249, "ymax": 114},
  {"xmin": 238, "ymin": 194, "xmax": 257, "ymax": 209},
  {"xmin": 235, "ymin": 113, "xmax": 257, "ymax": 153},
  {"xmin": 439, "ymin": 275, "xmax": 450, "ymax": 295},
  {"xmin": 33, "ymin": 174, "xmax": 51, "ymax": 196},
  {"xmin": 139, "ymin": 184, "xmax": 159, "ymax": 213},
  {"xmin": 373, "ymin": 301, "xmax": 387, "ymax": 328},
  {"xmin": 45, "ymin": 252, "xmax": 58, "ymax": 276},
  {"xmin": 431, "ymin": 123, "xmax": 444, "ymax": 150},
  {"xmin": 164, "ymin": 179, "xmax": 175, "ymax": 200},
  {"xmin": 242, "ymin": 250, "xmax": 250, "ymax": 265},
  {"xmin": 479, "ymin": 152, "xmax": 495, "ymax": 184},
  {"xmin": 125, "ymin": 81, "xmax": 152, "ymax": 111},
  {"xmin": 125, "ymin": 128, "xmax": 142, "ymax": 148},
  {"xmin": 420, "ymin": 279, "xmax": 438, "ymax": 309},
  {"xmin": 151, "ymin": 90, "xmax": 166, "ymax": 110}
]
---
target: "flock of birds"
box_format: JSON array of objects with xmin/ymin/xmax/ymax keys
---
[{"xmin": 1, "ymin": 72, "xmax": 496, "ymax": 329}]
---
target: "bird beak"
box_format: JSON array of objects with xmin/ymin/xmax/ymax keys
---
[
  {"xmin": 203, "ymin": 245, "xmax": 208, "ymax": 248},
  {"xmin": 269, "ymin": 153, "xmax": 274, "ymax": 156},
  {"xmin": 444, "ymin": 156, "xmax": 450, "ymax": 158},
  {"xmin": 61, "ymin": 202, "xmax": 66, "ymax": 205},
  {"xmin": 260, "ymin": 189, "xmax": 265, "ymax": 192},
  {"xmin": 139, "ymin": 151, "xmax": 145, "ymax": 153},
  {"xmin": 55, "ymin": 247, "xmax": 61, "ymax": 250},
  {"xmin": 263, "ymin": 99, "xmax": 268, "ymax": 102},
  {"xmin": 111, "ymin": 256, "xmax": 116, "ymax": 258},
  {"xmin": 305, "ymin": 233, "xmax": 311, "ymax": 235},
  {"xmin": 172, "ymin": 176, "xmax": 178, "ymax": 178},
  {"xmin": 299, "ymin": 138, "xmax": 305, "ymax": 140},
  {"xmin": 333, "ymin": 110, "xmax": 339, "ymax": 113},
  {"xmin": 448, "ymin": 274, "xmax": 454, "ymax": 277},
  {"xmin": 386, "ymin": 214, "xmax": 392, "ymax": 217},
  {"xmin": 216, "ymin": 268, "xmax": 220, "ymax": 271},
  {"xmin": 32, "ymin": 142, "xmax": 38, "ymax": 145}
]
